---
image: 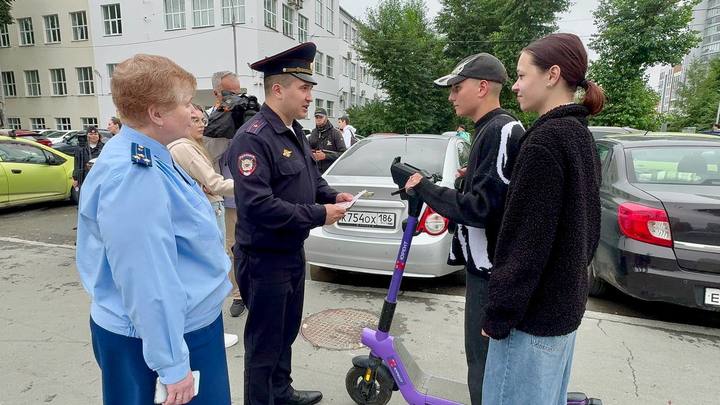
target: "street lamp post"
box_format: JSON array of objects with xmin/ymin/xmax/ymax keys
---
[{"xmin": 231, "ymin": 0, "xmax": 238, "ymax": 74}]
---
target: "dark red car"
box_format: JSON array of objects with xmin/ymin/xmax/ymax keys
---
[{"xmin": 2, "ymin": 129, "xmax": 53, "ymax": 147}]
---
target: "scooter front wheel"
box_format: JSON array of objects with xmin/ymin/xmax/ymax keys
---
[{"xmin": 345, "ymin": 366, "xmax": 393, "ymax": 405}]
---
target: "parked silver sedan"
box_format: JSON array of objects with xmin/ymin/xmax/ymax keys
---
[{"xmin": 305, "ymin": 134, "xmax": 468, "ymax": 277}]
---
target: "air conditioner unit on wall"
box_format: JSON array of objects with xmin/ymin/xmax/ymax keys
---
[{"xmin": 288, "ymin": 0, "xmax": 303, "ymax": 10}]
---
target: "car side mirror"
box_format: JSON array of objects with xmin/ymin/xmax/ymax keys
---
[{"xmin": 46, "ymin": 154, "xmax": 62, "ymax": 165}]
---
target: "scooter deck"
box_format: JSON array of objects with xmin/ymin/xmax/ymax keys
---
[{"xmin": 395, "ymin": 337, "xmax": 472, "ymax": 404}]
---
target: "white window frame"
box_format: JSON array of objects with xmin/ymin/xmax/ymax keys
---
[
  {"xmin": 81, "ymin": 117, "xmax": 99, "ymax": 129},
  {"xmin": 30, "ymin": 118, "xmax": 47, "ymax": 130},
  {"xmin": 315, "ymin": 0, "xmax": 323, "ymax": 28},
  {"xmin": 282, "ymin": 4, "xmax": 294, "ymax": 38},
  {"xmin": 107, "ymin": 63, "xmax": 118, "ymax": 78},
  {"xmin": 7, "ymin": 117, "xmax": 22, "ymax": 130},
  {"xmin": 165, "ymin": 0, "xmax": 186, "ymax": 30},
  {"xmin": 351, "ymin": 27, "xmax": 358, "ymax": 44},
  {"xmin": 326, "ymin": 100, "xmax": 334, "ymax": 118},
  {"xmin": 1, "ymin": 71, "xmax": 16, "ymax": 97},
  {"xmin": 264, "ymin": 0, "xmax": 277, "ymax": 29},
  {"xmin": 101, "ymin": 4, "xmax": 123, "ymax": 36},
  {"xmin": 350, "ymin": 62, "xmax": 356, "ymax": 80},
  {"xmin": 326, "ymin": 55, "xmax": 334, "ymax": 78},
  {"xmin": 315, "ymin": 51, "xmax": 324, "ymax": 76},
  {"xmin": 56, "ymin": 117, "xmax": 72, "ymax": 131},
  {"xmin": 315, "ymin": 98, "xmax": 323, "ymax": 111},
  {"xmin": 342, "ymin": 57, "xmax": 348, "ymax": 76},
  {"xmin": 25, "ymin": 70, "xmax": 41, "ymax": 96},
  {"xmin": 70, "ymin": 11, "xmax": 88, "ymax": 41},
  {"xmin": 76, "ymin": 67, "xmax": 95, "ymax": 95},
  {"xmin": 342, "ymin": 21, "xmax": 349, "ymax": 42},
  {"xmin": 18, "ymin": 17, "xmax": 35, "ymax": 45},
  {"xmin": 222, "ymin": 0, "xmax": 245, "ymax": 25},
  {"xmin": 50, "ymin": 68, "xmax": 67, "ymax": 96},
  {"xmin": 298, "ymin": 14, "xmax": 308, "ymax": 43},
  {"xmin": 324, "ymin": 0, "xmax": 333, "ymax": 33},
  {"xmin": 43, "ymin": 14, "xmax": 61, "ymax": 43},
  {"xmin": 0, "ymin": 24, "xmax": 10, "ymax": 47},
  {"xmin": 192, "ymin": 0, "xmax": 214, "ymax": 28}
]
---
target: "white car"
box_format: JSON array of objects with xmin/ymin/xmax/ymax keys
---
[{"xmin": 305, "ymin": 133, "xmax": 469, "ymax": 278}]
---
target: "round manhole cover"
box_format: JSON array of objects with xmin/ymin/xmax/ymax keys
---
[{"xmin": 301, "ymin": 308, "xmax": 379, "ymax": 350}]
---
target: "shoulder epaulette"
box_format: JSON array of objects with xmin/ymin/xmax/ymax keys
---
[
  {"xmin": 130, "ymin": 142, "xmax": 152, "ymax": 167},
  {"xmin": 246, "ymin": 119, "xmax": 267, "ymax": 135}
]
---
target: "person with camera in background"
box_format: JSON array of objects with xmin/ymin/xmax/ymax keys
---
[
  {"xmin": 308, "ymin": 108, "xmax": 346, "ymax": 174},
  {"xmin": 72, "ymin": 126, "xmax": 104, "ymax": 193},
  {"xmin": 203, "ymin": 71, "xmax": 260, "ymax": 320}
]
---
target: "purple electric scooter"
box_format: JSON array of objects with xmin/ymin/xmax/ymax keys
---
[{"xmin": 345, "ymin": 157, "xmax": 602, "ymax": 405}]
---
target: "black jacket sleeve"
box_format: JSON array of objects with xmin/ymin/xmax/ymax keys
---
[
  {"xmin": 414, "ymin": 120, "xmax": 523, "ymax": 227},
  {"xmin": 321, "ymin": 129, "xmax": 347, "ymax": 163}
]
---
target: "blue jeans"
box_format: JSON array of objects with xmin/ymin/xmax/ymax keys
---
[
  {"xmin": 482, "ymin": 328, "xmax": 577, "ymax": 405},
  {"xmin": 210, "ymin": 200, "xmax": 226, "ymax": 246}
]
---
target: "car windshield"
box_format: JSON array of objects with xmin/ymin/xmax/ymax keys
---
[
  {"xmin": 44, "ymin": 131, "xmax": 65, "ymax": 138},
  {"xmin": 628, "ymin": 146, "xmax": 720, "ymax": 185},
  {"xmin": 327, "ymin": 136, "xmax": 449, "ymax": 177}
]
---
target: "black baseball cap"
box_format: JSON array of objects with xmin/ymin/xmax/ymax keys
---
[
  {"xmin": 434, "ymin": 53, "xmax": 508, "ymax": 87},
  {"xmin": 314, "ymin": 108, "xmax": 328, "ymax": 117}
]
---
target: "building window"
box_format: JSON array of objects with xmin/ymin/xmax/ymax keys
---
[
  {"xmin": 107, "ymin": 63, "xmax": 118, "ymax": 78},
  {"xmin": 264, "ymin": 0, "xmax": 277, "ymax": 29},
  {"xmin": 7, "ymin": 117, "xmax": 21, "ymax": 130},
  {"xmin": 2, "ymin": 71, "xmax": 16, "ymax": 97},
  {"xmin": 282, "ymin": 4, "xmax": 294, "ymax": 38},
  {"xmin": 222, "ymin": 0, "xmax": 245, "ymax": 24},
  {"xmin": 102, "ymin": 4, "xmax": 122, "ymax": 36},
  {"xmin": 0, "ymin": 24, "xmax": 10, "ymax": 47},
  {"xmin": 315, "ymin": 0, "xmax": 323, "ymax": 28},
  {"xmin": 56, "ymin": 117, "xmax": 72, "ymax": 130},
  {"xmin": 342, "ymin": 20, "xmax": 349, "ymax": 42},
  {"xmin": 70, "ymin": 11, "xmax": 88, "ymax": 41},
  {"xmin": 165, "ymin": 0, "xmax": 186, "ymax": 30},
  {"xmin": 50, "ymin": 68, "xmax": 67, "ymax": 96},
  {"xmin": 352, "ymin": 27, "xmax": 358, "ymax": 44},
  {"xmin": 81, "ymin": 117, "xmax": 99, "ymax": 129},
  {"xmin": 77, "ymin": 67, "xmax": 95, "ymax": 95},
  {"xmin": 324, "ymin": 0, "xmax": 334, "ymax": 32},
  {"xmin": 342, "ymin": 57, "xmax": 348, "ymax": 76},
  {"xmin": 30, "ymin": 118, "xmax": 47, "ymax": 130},
  {"xmin": 341, "ymin": 91, "xmax": 348, "ymax": 109},
  {"xmin": 350, "ymin": 62, "xmax": 356, "ymax": 80},
  {"xmin": 25, "ymin": 70, "xmax": 41, "ymax": 96},
  {"xmin": 298, "ymin": 14, "xmax": 308, "ymax": 43},
  {"xmin": 326, "ymin": 55, "xmax": 334, "ymax": 77},
  {"xmin": 43, "ymin": 14, "xmax": 61, "ymax": 43},
  {"xmin": 315, "ymin": 51, "xmax": 324, "ymax": 75},
  {"xmin": 315, "ymin": 98, "xmax": 323, "ymax": 111},
  {"xmin": 326, "ymin": 100, "xmax": 334, "ymax": 117},
  {"xmin": 18, "ymin": 18, "xmax": 35, "ymax": 45},
  {"xmin": 192, "ymin": 0, "xmax": 214, "ymax": 28}
]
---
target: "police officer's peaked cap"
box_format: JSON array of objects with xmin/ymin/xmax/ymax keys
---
[
  {"xmin": 250, "ymin": 42, "xmax": 318, "ymax": 85},
  {"xmin": 434, "ymin": 53, "xmax": 508, "ymax": 87}
]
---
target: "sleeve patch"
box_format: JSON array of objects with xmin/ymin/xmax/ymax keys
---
[{"xmin": 238, "ymin": 153, "xmax": 257, "ymax": 177}]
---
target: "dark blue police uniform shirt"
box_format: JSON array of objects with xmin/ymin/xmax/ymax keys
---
[{"xmin": 228, "ymin": 103, "xmax": 338, "ymax": 253}]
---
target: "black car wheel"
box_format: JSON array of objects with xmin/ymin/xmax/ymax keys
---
[{"xmin": 587, "ymin": 261, "xmax": 607, "ymax": 297}]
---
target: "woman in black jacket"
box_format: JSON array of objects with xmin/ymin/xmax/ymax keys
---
[
  {"xmin": 481, "ymin": 33, "xmax": 605, "ymax": 404},
  {"xmin": 72, "ymin": 126, "xmax": 104, "ymax": 190}
]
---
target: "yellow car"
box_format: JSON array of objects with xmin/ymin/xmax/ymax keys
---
[{"xmin": 0, "ymin": 135, "xmax": 75, "ymax": 208}]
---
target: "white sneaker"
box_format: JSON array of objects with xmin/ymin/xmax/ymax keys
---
[{"xmin": 224, "ymin": 333, "xmax": 238, "ymax": 349}]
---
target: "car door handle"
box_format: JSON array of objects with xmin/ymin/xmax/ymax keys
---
[{"xmin": 11, "ymin": 169, "xmax": 22, "ymax": 174}]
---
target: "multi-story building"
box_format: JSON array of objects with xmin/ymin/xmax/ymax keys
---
[
  {"xmin": 0, "ymin": 0, "xmax": 383, "ymax": 130},
  {"xmin": 657, "ymin": 0, "xmax": 720, "ymax": 113}
]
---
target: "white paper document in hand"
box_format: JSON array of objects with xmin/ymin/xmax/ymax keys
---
[{"xmin": 337, "ymin": 189, "xmax": 368, "ymax": 210}]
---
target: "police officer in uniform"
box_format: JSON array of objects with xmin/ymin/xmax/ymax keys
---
[{"xmin": 227, "ymin": 43, "xmax": 352, "ymax": 405}]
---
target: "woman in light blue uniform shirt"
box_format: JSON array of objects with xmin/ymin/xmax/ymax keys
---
[{"xmin": 76, "ymin": 54, "xmax": 232, "ymax": 405}]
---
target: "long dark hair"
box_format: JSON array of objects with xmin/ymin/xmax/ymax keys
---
[{"xmin": 523, "ymin": 33, "xmax": 605, "ymax": 115}]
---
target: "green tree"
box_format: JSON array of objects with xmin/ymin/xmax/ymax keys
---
[
  {"xmin": 589, "ymin": 0, "xmax": 700, "ymax": 129},
  {"xmin": 436, "ymin": 0, "xmax": 571, "ymax": 116},
  {"xmin": 350, "ymin": 0, "xmax": 456, "ymax": 134},
  {"xmin": 1, "ymin": 0, "xmax": 14, "ymax": 25},
  {"xmin": 668, "ymin": 57, "xmax": 720, "ymax": 131}
]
